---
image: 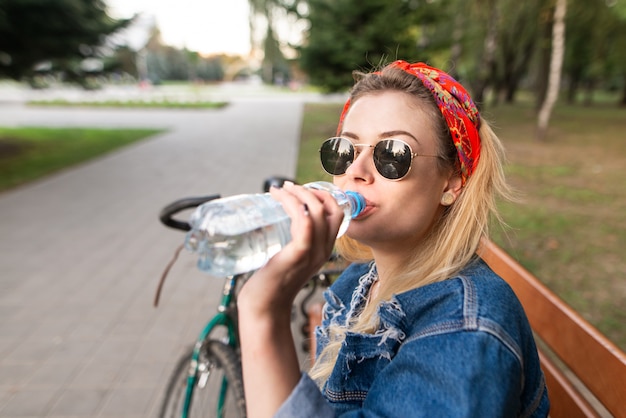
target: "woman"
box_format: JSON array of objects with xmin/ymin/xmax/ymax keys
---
[{"xmin": 238, "ymin": 60, "xmax": 550, "ymax": 417}]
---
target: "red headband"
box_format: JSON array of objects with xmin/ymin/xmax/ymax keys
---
[{"xmin": 337, "ymin": 60, "xmax": 481, "ymax": 185}]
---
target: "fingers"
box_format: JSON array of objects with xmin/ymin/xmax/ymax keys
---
[
  {"xmin": 276, "ymin": 182, "xmax": 343, "ymax": 232},
  {"xmin": 239, "ymin": 183, "xmax": 345, "ymax": 315},
  {"xmin": 269, "ymin": 184, "xmax": 313, "ymax": 245},
  {"xmin": 269, "ymin": 182, "xmax": 343, "ymax": 261}
]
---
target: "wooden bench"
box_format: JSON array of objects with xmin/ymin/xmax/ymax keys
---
[{"xmin": 307, "ymin": 238, "xmax": 626, "ymax": 418}]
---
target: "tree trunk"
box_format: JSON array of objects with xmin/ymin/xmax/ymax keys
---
[
  {"xmin": 448, "ymin": 4, "xmax": 466, "ymax": 80},
  {"xmin": 535, "ymin": 8, "xmax": 553, "ymax": 110},
  {"xmin": 472, "ymin": 0, "xmax": 499, "ymax": 108},
  {"xmin": 536, "ymin": 0, "xmax": 567, "ymax": 141},
  {"xmin": 567, "ymin": 73, "xmax": 580, "ymax": 104},
  {"xmin": 505, "ymin": 82, "xmax": 516, "ymax": 103},
  {"xmin": 583, "ymin": 79, "xmax": 595, "ymax": 107},
  {"xmin": 621, "ymin": 73, "xmax": 626, "ymax": 107}
]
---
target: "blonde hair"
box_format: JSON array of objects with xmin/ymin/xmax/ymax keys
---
[{"xmin": 309, "ymin": 66, "xmax": 512, "ymax": 383}]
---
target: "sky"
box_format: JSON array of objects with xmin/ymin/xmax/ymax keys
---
[{"xmin": 106, "ymin": 0, "xmax": 252, "ymax": 56}]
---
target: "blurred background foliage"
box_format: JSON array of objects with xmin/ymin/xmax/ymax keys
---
[{"xmin": 0, "ymin": 0, "xmax": 624, "ymax": 107}]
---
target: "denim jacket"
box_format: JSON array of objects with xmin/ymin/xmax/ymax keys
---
[{"xmin": 276, "ymin": 258, "xmax": 550, "ymax": 417}]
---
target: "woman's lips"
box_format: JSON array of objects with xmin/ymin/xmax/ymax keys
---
[{"xmin": 353, "ymin": 199, "xmax": 374, "ymax": 220}]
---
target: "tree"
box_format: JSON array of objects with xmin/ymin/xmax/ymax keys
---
[
  {"xmin": 108, "ymin": 45, "xmax": 138, "ymax": 78},
  {"xmin": 535, "ymin": 0, "xmax": 626, "ymax": 107},
  {"xmin": 561, "ymin": 0, "xmax": 610, "ymax": 105},
  {"xmin": 248, "ymin": 0, "xmax": 296, "ymax": 84},
  {"xmin": 139, "ymin": 25, "xmax": 226, "ymax": 83},
  {"xmin": 466, "ymin": 0, "xmax": 500, "ymax": 107},
  {"xmin": 537, "ymin": 0, "xmax": 567, "ymax": 141},
  {"xmin": 615, "ymin": 4, "xmax": 626, "ymax": 106},
  {"xmin": 284, "ymin": 0, "xmax": 622, "ymax": 107},
  {"xmin": 261, "ymin": 25, "xmax": 290, "ymax": 84},
  {"xmin": 492, "ymin": 0, "xmax": 542, "ymax": 104},
  {"xmin": 298, "ymin": 0, "xmax": 421, "ymax": 92},
  {"xmin": 0, "ymin": 0, "xmax": 132, "ymax": 80}
]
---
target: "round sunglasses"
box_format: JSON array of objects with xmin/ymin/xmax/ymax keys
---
[{"xmin": 319, "ymin": 137, "xmax": 440, "ymax": 180}]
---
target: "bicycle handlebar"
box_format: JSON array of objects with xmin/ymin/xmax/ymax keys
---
[
  {"xmin": 159, "ymin": 176, "xmax": 295, "ymax": 232},
  {"xmin": 159, "ymin": 195, "xmax": 220, "ymax": 232},
  {"xmin": 262, "ymin": 176, "xmax": 293, "ymax": 192},
  {"xmin": 158, "ymin": 176, "xmax": 295, "ymax": 233}
]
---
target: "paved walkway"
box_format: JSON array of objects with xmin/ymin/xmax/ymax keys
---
[{"xmin": 0, "ymin": 89, "xmax": 329, "ymax": 417}]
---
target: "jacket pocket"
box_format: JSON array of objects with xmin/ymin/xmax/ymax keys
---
[{"xmin": 323, "ymin": 331, "xmax": 400, "ymax": 404}]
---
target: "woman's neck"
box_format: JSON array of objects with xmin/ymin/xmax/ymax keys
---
[{"xmin": 370, "ymin": 248, "xmax": 412, "ymax": 286}]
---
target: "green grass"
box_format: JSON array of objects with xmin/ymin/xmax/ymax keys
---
[
  {"xmin": 296, "ymin": 103, "xmax": 345, "ymax": 183},
  {"xmin": 27, "ymin": 99, "xmax": 229, "ymax": 109},
  {"xmin": 297, "ymin": 101, "xmax": 626, "ymax": 351},
  {"xmin": 0, "ymin": 127, "xmax": 164, "ymax": 192}
]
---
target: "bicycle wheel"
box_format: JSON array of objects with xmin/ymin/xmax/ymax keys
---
[{"xmin": 159, "ymin": 340, "xmax": 247, "ymax": 418}]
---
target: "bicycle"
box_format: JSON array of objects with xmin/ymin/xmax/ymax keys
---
[
  {"xmin": 155, "ymin": 177, "xmax": 346, "ymax": 418},
  {"xmin": 155, "ymin": 191, "xmax": 248, "ymax": 418}
]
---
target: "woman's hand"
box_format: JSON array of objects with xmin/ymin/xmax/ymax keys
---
[
  {"xmin": 237, "ymin": 182, "xmax": 345, "ymax": 418},
  {"xmin": 239, "ymin": 181, "xmax": 346, "ymax": 318}
]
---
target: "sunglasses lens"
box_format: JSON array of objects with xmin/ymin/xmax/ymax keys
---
[
  {"xmin": 320, "ymin": 137, "xmax": 354, "ymax": 175},
  {"xmin": 374, "ymin": 140, "xmax": 412, "ymax": 180}
]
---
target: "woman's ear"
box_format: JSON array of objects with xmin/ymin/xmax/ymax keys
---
[{"xmin": 440, "ymin": 174, "xmax": 463, "ymax": 206}]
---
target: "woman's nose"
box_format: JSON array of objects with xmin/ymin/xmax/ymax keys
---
[{"xmin": 345, "ymin": 147, "xmax": 375, "ymax": 182}]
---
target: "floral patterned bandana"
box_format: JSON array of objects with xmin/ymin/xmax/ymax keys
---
[{"xmin": 337, "ymin": 60, "xmax": 481, "ymax": 185}]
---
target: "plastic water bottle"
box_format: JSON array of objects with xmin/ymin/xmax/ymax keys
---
[{"xmin": 184, "ymin": 181, "xmax": 365, "ymax": 277}]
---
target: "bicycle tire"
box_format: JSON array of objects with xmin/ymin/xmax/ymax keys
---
[{"xmin": 159, "ymin": 341, "xmax": 247, "ymax": 418}]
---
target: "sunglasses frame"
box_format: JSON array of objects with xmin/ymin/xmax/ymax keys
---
[{"xmin": 319, "ymin": 137, "xmax": 440, "ymax": 181}]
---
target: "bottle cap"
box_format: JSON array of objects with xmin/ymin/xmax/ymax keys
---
[{"xmin": 345, "ymin": 191, "xmax": 365, "ymax": 218}]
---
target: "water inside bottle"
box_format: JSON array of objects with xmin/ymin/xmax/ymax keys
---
[{"xmin": 196, "ymin": 220, "xmax": 291, "ymax": 276}]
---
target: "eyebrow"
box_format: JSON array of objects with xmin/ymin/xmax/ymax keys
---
[{"xmin": 341, "ymin": 130, "xmax": 420, "ymax": 144}]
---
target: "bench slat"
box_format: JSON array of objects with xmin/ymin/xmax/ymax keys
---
[
  {"xmin": 308, "ymin": 303, "xmax": 323, "ymax": 367},
  {"xmin": 539, "ymin": 351, "xmax": 600, "ymax": 418}
]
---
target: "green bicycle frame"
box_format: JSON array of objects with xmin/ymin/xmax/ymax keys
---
[{"xmin": 181, "ymin": 275, "xmax": 240, "ymax": 418}]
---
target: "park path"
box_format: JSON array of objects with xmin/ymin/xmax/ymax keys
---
[{"xmin": 0, "ymin": 93, "xmax": 318, "ymax": 417}]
